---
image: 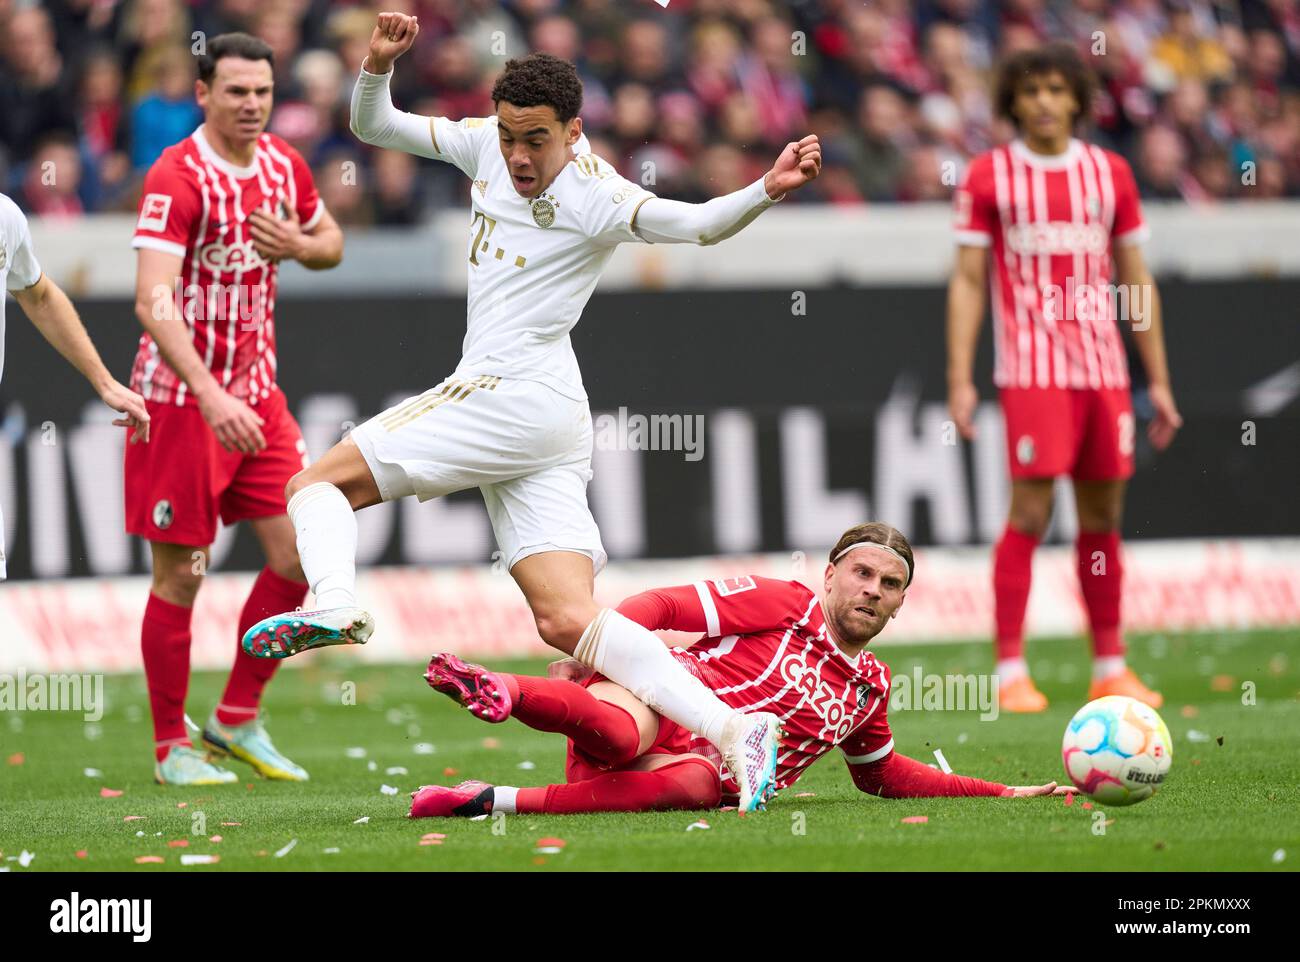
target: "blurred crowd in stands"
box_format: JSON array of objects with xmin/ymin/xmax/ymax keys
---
[{"xmin": 2, "ymin": 0, "xmax": 1298, "ymax": 223}]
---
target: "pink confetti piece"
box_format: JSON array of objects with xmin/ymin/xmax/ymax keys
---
[
  {"xmin": 209, "ymin": 836, "xmax": 222, "ymax": 843},
  {"xmin": 536, "ymin": 837, "xmax": 567, "ymax": 849},
  {"xmin": 123, "ymin": 816, "xmax": 146, "ymax": 822},
  {"xmin": 6, "ymin": 752, "xmax": 24, "ymax": 766},
  {"xmin": 442, "ymin": 767, "xmax": 459, "ymax": 777},
  {"xmin": 75, "ymin": 850, "xmax": 88, "ymax": 859},
  {"xmin": 719, "ymin": 805, "xmax": 737, "ymax": 813},
  {"xmin": 99, "ymin": 787, "xmax": 123, "ymax": 798},
  {"xmin": 419, "ymin": 838, "xmax": 444, "ymax": 846},
  {"xmin": 1082, "ymin": 802, "xmax": 1093, "ymax": 810},
  {"xmin": 167, "ymin": 839, "xmax": 189, "ymax": 848},
  {"xmin": 421, "ymin": 832, "xmax": 447, "ymax": 840},
  {"xmin": 901, "ymin": 816, "xmax": 929, "ymax": 824},
  {"xmin": 177, "ymin": 802, "xmax": 188, "ymax": 808},
  {"xmin": 220, "ymin": 821, "xmax": 241, "ymax": 827},
  {"xmin": 481, "ymin": 737, "xmax": 501, "ymax": 749},
  {"xmin": 1064, "ymin": 792, "xmax": 1075, "ymax": 806},
  {"xmin": 134, "ymin": 856, "xmax": 164, "ymax": 864},
  {"xmin": 793, "ymin": 792, "xmax": 816, "ymax": 797}
]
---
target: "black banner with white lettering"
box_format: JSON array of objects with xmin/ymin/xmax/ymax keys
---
[{"xmin": 0, "ymin": 281, "xmax": 1296, "ymax": 579}]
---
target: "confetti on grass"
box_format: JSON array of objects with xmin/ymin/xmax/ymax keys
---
[
  {"xmin": 1273, "ymin": 849, "xmax": 1286, "ymax": 864},
  {"xmin": 1064, "ymin": 792, "xmax": 1075, "ymax": 806},
  {"xmin": 83, "ymin": 768, "xmax": 102, "ymax": 778},
  {"xmin": 352, "ymin": 817, "xmax": 370, "ymax": 825},
  {"xmin": 793, "ymin": 792, "xmax": 816, "ymax": 798},
  {"xmin": 380, "ymin": 785, "xmax": 399, "ymax": 796},
  {"xmin": 933, "ymin": 749, "xmax": 952, "ymax": 774},
  {"xmin": 385, "ymin": 767, "xmax": 409, "ymax": 776},
  {"xmin": 180, "ymin": 854, "xmax": 220, "ymax": 866},
  {"xmin": 123, "ymin": 816, "xmax": 146, "ymax": 822},
  {"xmin": 99, "ymin": 787, "xmax": 123, "ymax": 798},
  {"xmin": 534, "ymin": 837, "xmax": 567, "ymax": 853},
  {"xmin": 274, "ymin": 839, "xmax": 298, "ymax": 858},
  {"xmin": 685, "ymin": 820, "xmax": 710, "ymax": 832},
  {"xmin": 346, "ymin": 747, "xmax": 367, "ymax": 758},
  {"xmin": 323, "ymin": 848, "xmax": 340, "ymax": 854},
  {"xmin": 517, "ymin": 761, "xmax": 536, "ymax": 770},
  {"xmin": 133, "ymin": 856, "xmax": 164, "ymax": 864},
  {"xmin": 167, "ymin": 839, "xmax": 189, "ymax": 848},
  {"xmin": 220, "ymin": 821, "xmax": 241, "ymax": 827},
  {"xmin": 901, "ymin": 816, "xmax": 928, "ymax": 824},
  {"xmin": 6, "ymin": 752, "xmax": 24, "ymax": 766}
]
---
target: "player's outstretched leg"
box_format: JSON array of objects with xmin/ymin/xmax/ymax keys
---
[{"xmin": 410, "ymin": 757, "xmax": 721, "ymax": 817}]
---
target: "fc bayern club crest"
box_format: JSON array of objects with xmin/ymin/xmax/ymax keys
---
[
  {"xmin": 152, "ymin": 499, "xmax": 174, "ymax": 530},
  {"xmin": 1016, "ymin": 435, "xmax": 1036, "ymax": 466},
  {"xmin": 531, "ymin": 196, "xmax": 556, "ymax": 228}
]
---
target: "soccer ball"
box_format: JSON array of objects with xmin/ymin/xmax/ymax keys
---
[{"xmin": 1061, "ymin": 695, "xmax": 1172, "ymax": 806}]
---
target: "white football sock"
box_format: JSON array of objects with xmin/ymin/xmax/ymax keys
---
[
  {"xmin": 1093, "ymin": 655, "xmax": 1126, "ymax": 681},
  {"xmin": 997, "ymin": 657, "xmax": 1028, "ymax": 685},
  {"xmin": 492, "ymin": 786, "xmax": 518, "ymax": 814},
  {"xmin": 287, "ymin": 482, "xmax": 358, "ymax": 610},
  {"xmin": 572, "ymin": 609, "xmax": 739, "ymax": 746}
]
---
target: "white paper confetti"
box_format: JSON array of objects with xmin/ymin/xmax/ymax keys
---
[
  {"xmin": 933, "ymin": 749, "xmax": 952, "ymax": 774},
  {"xmin": 380, "ymin": 784, "xmax": 399, "ymax": 796},
  {"xmin": 135, "ymin": 831, "xmax": 145, "ymax": 838},
  {"xmin": 367, "ymin": 760, "xmax": 378, "ymax": 772},
  {"xmin": 1273, "ymin": 849, "xmax": 1286, "ymax": 864},
  {"xmin": 345, "ymin": 746, "xmax": 367, "ymax": 758},
  {"xmin": 17, "ymin": 850, "xmax": 35, "ymax": 867},
  {"xmin": 180, "ymin": 854, "xmax": 219, "ymax": 866},
  {"xmin": 517, "ymin": 761, "xmax": 536, "ymax": 770},
  {"xmin": 385, "ymin": 766, "xmax": 409, "ymax": 776},
  {"xmin": 352, "ymin": 816, "xmax": 370, "ymax": 824},
  {"xmin": 469, "ymin": 813, "xmax": 490, "ymax": 822},
  {"xmin": 685, "ymin": 820, "xmax": 710, "ymax": 832},
  {"xmin": 323, "ymin": 847, "xmax": 340, "ymax": 854},
  {"xmin": 413, "ymin": 743, "xmax": 435, "ymax": 755},
  {"xmin": 274, "ymin": 839, "xmax": 297, "ymax": 858},
  {"xmin": 83, "ymin": 767, "xmax": 103, "ymax": 778},
  {"xmin": 1187, "ymin": 730, "xmax": 1210, "ymax": 743}
]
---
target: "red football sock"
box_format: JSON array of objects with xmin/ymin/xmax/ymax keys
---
[
  {"xmin": 216, "ymin": 567, "xmax": 308, "ymax": 725},
  {"xmin": 993, "ymin": 525, "xmax": 1039, "ymax": 661},
  {"xmin": 142, "ymin": 592, "xmax": 194, "ymax": 762},
  {"xmin": 501, "ymin": 673, "xmax": 643, "ymax": 767},
  {"xmin": 1076, "ymin": 530, "xmax": 1124, "ymax": 658},
  {"xmin": 516, "ymin": 757, "xmax": 721, "ymax": 814}
]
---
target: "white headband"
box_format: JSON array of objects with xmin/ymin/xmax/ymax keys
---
[{"xmin": 833, "ymin": 541, "xmax": 911, "ymax": 584}]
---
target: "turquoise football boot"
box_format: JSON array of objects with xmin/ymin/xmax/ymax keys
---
[
  {"xmin": 242, "ymin": 606, "xmax": 374, "ymax": 659},
  {"xmin": 202, "ymin": 712, "xmax": 309, "ymax": 781},
  {"xmin": 155, "ymin": 745, "xmax": 238, "ymax": 786}
]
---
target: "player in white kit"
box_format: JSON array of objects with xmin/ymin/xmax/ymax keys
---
[
  {"xmin": 242, "ymin": 12, "xmax": 822, "ymax": 812},
  {"xmin": 0, "ymin": 192, "xmax": 149, "ymax": 578}
]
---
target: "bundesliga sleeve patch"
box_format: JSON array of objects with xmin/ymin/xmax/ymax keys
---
[
  {"xmin": 713, "ymin": 575, "xmax": 757, "ymax": 597},
  {"xmin": 137, "ymin": 194, "xmax": 173, "ymax": 232}
]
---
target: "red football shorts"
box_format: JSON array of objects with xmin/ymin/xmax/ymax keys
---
[
  {"xmin": 564, "ymin": 671, "xmax": 695, "ymax": 784},
  {"xmin": 124, "ymin": 387, "xmax": 309, "ymax": 546},
  {"xmin": 1000, "ymin": 386, "xmax": 1135, "ymax": 481}
]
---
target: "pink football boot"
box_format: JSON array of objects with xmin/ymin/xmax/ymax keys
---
[
  {"xmin": 409, "ymin": 780, "xmax": 495, "ymax": 818},
  {"xmin": 424, "ymin": 653, "xmax": 514, "ymax": 723}
]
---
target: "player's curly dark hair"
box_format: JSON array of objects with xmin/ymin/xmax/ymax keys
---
[
  {"xmin": 995, "ymin": 41, "xmax": 1095, "ymax": 132},
  {"xmin": 492, "ymin": 53, "xmax": 583, "ymax": 122}
]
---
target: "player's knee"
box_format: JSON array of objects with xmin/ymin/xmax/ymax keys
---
[
  {"xmin": 663, "ymin": 758, "xmax": 722, "ymax": 810},
  {"xmin": 532, "ymin": 606, "xmax": 592, "ymax": 653},
  {"xmin": 152, "ymin": 565, "xmax": 203, "ymax": 607},
  {"xmin": 1008, "ymin": 500, "xmax": 1052, "ymax": 538},
  {"xmin": 284, "ymin": 469, "xmax": 315, "ymax": 504}
]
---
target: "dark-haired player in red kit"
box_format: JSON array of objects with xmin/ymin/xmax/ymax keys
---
[
  {"xmin": 948, "ymin": 43, "xmax": 1181, "ymax": 713},
  {"xmin": 410, "ymin": 522, "xmax": 1068, "ymax": 817},
  {"xmin": 126, "ymin": 33, "xmax": 343, "ymax": 784}
]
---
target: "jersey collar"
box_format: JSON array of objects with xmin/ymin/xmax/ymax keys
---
[
  {"xmin": 1010, "ymin": 137, "xmax": 1083, "ymax": 171},
  {"xmin": 818, "ymin": 601, "xmax": 869, "ymax": 670},
  {"xmin": 192, "ymin": 125, "xmax": 260, "ymax": 180}
]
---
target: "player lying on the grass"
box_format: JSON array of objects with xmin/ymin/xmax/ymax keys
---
[
  {"xmin": 411, "ymin": 522, "xmax": 1070, "ymax": 817},
  {"xmin": 242, "ymin": 11, "xmax": 824, "ymax": 812}
]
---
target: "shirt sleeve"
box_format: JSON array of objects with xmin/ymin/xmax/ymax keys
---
[
  {"xmin": 572, "ymin": 153, "xmax": 656, "ymax": 247},
  {"xmin": 287, "ymin": 147, "xmax": 325, "ymax": 230},
  {"xmin": 1109, "ymin": 154, "xmax": 1149, "ymax": 247},
  {"xmin": 838, "ymin": 664, "xmax": 894, "ymax": 766},
  {"xmin": 131, "ymin": 159, "xmax": 200, "ymax": 259},
  {"xmin": 429, "ymin": 116, "xmax": 498, "ymax": 180},
  {"xmin": 4, "ymin": 201, "xmax": 42, "ymax": 291},
  {"xmin": 616, "ymin": 576, "xmax": 815, "ymax": 639},
  {"xmin": 953, "ymin": 155, "xmax": 996, "ymax": 247}
]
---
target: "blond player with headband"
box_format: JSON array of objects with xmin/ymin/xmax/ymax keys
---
[{"xmin": 411, "ymin": 521, "xmax": 1070, "ymax": 818}]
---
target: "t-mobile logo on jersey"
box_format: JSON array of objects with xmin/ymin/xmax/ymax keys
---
[{"xmin": 50, "ymin": 893, "xmax": 151, "ymax": 942}]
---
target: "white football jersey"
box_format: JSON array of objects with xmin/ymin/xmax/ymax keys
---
[
  {"xmin": 0, "ymin": 192, "xmax": 44, "ymax": 385},
  {"xmin": 431, "ymin": 116, "xmax": 654, "ymax": 401}
]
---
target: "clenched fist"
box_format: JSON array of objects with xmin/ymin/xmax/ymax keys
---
[{"xmin": 366, "ymin": 12, "xmax": 419, "ymax": 75}]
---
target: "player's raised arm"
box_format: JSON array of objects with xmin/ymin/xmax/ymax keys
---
[{"xmin": 628, "ymin": 135, "xmax": 821, "ymax": 246}]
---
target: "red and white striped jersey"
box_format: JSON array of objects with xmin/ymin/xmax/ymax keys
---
[
  {"xmin": 129, "ymin": 126, "xmax": 323, "ymax": 407},
  {"xmin": 618, "ymin": 577, "xmax": 894, "ymax": 797},
  {"xmin": 953, "ymin": 138, "xmax": 1148, "ymax": 391}
]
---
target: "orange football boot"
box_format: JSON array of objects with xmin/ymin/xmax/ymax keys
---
[
  {"xmin": 1088, "ymin": 667, "xmax": 1163, "ymax": 709},
  {"xmin": 999, "ymin": 675, "xmax": 1049, "ymax": 713}
]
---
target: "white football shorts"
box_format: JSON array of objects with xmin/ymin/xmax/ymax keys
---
[{"xmin": 350, "ymin": 374, "xmax": 606, "ymax": 574}]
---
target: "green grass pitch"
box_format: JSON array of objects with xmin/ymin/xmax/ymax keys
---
[{"xmin": 3, "ymin": 629, "xmax": 1297, "ymax": 871}]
